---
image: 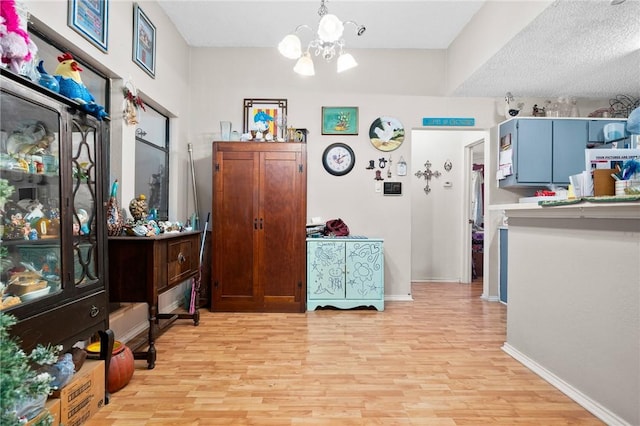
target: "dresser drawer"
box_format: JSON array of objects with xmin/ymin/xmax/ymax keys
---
[{"xmin": 167, "ymin": 234, "xmax": 199, "ymax": 286}]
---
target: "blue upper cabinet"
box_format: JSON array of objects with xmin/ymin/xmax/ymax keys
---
[
  {"xmin": 498, "ymin": 118, "xmax": 621, "ymax": 188},
  {"xmin": 588, "ymin": 119, "xmax": 628, "ymax": 143},
  {"xmin": 516, "ymin": 119, "xmax": 553, "ymax": 184},
  {"xmin": 553, "ymin": 120, "xmax": 588, "ymax": 184}
]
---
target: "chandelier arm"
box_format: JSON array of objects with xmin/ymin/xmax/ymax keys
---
[
  {"xmin": 294, "ymin": 24, "xmax": 313, "ymax": 34},
  {"xmin": 343, "ymin": 21, "xmax": 366, "ymax": 36}
]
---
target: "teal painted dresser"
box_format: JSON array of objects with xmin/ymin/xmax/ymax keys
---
[{"xmin": 306, "ymin": 237, "xmax": 384, "ymax": 311}]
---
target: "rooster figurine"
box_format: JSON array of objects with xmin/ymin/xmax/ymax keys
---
[{"xmin": 37, "ymin": 52, "xmax": 108, "ymax": 120}]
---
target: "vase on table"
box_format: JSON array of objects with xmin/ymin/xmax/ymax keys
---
[{"xmin": 106, "ymin": 180, "xmax": 124, "ymax": 236}]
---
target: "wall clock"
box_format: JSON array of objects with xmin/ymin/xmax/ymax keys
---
[{"xmin": 322, "ymin": 143, "xmax": 355, "ymax": 176}]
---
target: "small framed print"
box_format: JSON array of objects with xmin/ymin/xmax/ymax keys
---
[
  {"xmin": 68, "ymin": 0, "xmax": 109, "ymax": 52},
  {"xmin": 322, "ymin": 106, "xmax": 358, "ymax": 135},
  {"xmin": 133, "ymin": 3, "xmax": 156, "ymax": 78},
  {"xmin": 243, "ymin": 98, "xmax": 288, "ymax": 136}
]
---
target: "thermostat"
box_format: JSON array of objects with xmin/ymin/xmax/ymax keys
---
[{"xmin": 383, "ymin": 182, "xmax": 402, "ymax": 195}]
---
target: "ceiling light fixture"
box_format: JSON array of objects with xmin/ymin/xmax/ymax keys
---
[{"xmin": 278, "ymin": 0, "xmax": 366, "ymax": 76}]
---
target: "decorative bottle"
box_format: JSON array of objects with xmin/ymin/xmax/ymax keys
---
[{"xmin": 106, "ymin": 180, "xmax": 124, "ymax": 236}]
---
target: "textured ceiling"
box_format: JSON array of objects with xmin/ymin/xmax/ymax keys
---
[
  {"xmin": 453, "ymin": 0, "xmax": 640, "ymax": 98},
  {"xmin": 158, "ymin": 0, "xmax": 640, "ymax": 98}
]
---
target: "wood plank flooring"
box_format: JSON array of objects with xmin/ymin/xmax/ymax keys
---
[{"xmin": 88, "ymin": 282, "xmax": 603, "ymax": 425}]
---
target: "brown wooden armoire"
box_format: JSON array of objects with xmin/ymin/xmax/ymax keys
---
[{"xmin": 211, "ymin": 142, "xmax": 307, "ymax": 312}]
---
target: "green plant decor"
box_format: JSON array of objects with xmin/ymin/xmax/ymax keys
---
[
  {"xmin": 0, "ymin": 312, "xmax": 60, "ymax": 425},
  {"xmin": 0, "ymin": 178, "xmax": 15, "ymax": 207}
]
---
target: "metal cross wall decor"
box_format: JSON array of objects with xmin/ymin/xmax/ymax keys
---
[{"xmin": 414, "ymin": 160, "xmax": 441, "ymax": 194}]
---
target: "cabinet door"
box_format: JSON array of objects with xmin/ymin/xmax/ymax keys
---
[
  {"xmin": 212, "ymin": 149, "xmax": 260, "ymax": 310},
  {"xmin": 588, "ymin": 120, "xmax": 626, "ymax": 143},
  {"xmin": 70, "ymin": 113, "xmax": 104, "ymax": 291},
  {"xmin": 345, "ymin": 241, "xmax": 383, "ymax": 300},
  {"xmin": 307, "ymin": 240, "xmax": 345, "ymax": 300},
  {"xmin": 259, "ymin": 149, "xmax": 306, "ymax": 311},
  {"xmin": 1, "ymin": 82, "xmax": 63, "ymax": 311},
  {"xmin": 516, "ymin": 120, "xmax": 552, "ymax": 183},
  {"xmin": 552, "ymin": 120, "xmax": 587, "ymax": 184}
]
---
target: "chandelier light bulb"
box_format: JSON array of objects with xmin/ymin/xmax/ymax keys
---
[
  {"xmin": 278, "ymin": 34, "xmax": 302, "ymax": 59},
  {"xmin": 317, "ymin": 14, "xmax": 344, "ymax": 42},
  {"xmin": 337, "ymin": 53, "xmax": 357, "ymax": 73},
  {"xmin": 294, "ymin": 52, "xmax": 315, "ymax": 76}
]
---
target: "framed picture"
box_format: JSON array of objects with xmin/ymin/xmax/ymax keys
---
[
  {"xmin": 322, "ymin": 106, "xmax": 358, "ymax": 135},
  {"xmin": 133, "ymin": 3, "xmax": 156, "ymax": 78},
  {"xmin": 243, "ymin": 98, "xmax": 288, "ymax": 137},
  {"xmin": 68, "ymin": 0, "xmax": 109, "ymax": 52},
  {"xmin": 369, "ymin": 116, "xmax": 405, "ymax": 152}
]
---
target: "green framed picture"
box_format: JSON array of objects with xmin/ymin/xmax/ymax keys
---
[{"xmin": 322, "ymin": 106, "xmax": 359, "ymax": 135}]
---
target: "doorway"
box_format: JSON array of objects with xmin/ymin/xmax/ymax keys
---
[
  {"xmin": 464, "ymin": 141, "xmax": 485, "ymax": 284},
  {"xmin": 410, "ymin": 130, "xmax": 488, "ymax": 284}
]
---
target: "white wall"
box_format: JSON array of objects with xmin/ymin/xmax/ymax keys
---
[
  {"xmin": 27, "ymin": 0, "xmax": 193, "ymax": 223},
  {"xmin": 410, "ymin": 130, "xmax": 488, "ymax": 282},
  {"xmin": 186, "ymin": 47, "xmax": 498, "ymax": 299}
]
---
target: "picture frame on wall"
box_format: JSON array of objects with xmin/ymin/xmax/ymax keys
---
[
  {"xmin": 322, "ymin": 106, "xmax": 359, "ymax": 135},
  {"xmin": 133, "ymin": 3, "xmax": 156, "ymax": 78},
  {"xmin": 68, "ymin": 0, "xmax": 109, "ymax": 52},
  {"xmin": 243, "ymin": 98, "xmax": 288, "ymax": 137}
]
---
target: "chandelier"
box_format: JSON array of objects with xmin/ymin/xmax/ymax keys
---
[{"xmin": 278, "ymin": 0, "xmax": 366, "ymax": 76}]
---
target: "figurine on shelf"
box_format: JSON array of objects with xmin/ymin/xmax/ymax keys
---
[
  {"xmin": 106, "ymin": 180, "xmax": 124, "ymax": 236},
  {"xmin": 129, "ymin": 194, "xmax": 149, "ymax": 221},
  {"xmin": 37, "ymin": 53, "xmax": 108, "ymax": 120}
]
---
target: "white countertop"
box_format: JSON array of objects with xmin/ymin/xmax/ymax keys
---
[{"xmin": 489, "ymin": 200, "xmax": 640, "ymax": 220}]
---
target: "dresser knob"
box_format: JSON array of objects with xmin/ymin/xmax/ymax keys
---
[
  {"xmin": 178, "ymin": 253, "xmax": 186, "ymax": 264},
  {"xmin": 90, "ymin": 305, "xmax": 100, "ymax": 318}
]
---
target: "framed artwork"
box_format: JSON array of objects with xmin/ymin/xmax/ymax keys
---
[
  {"xmin": 322, "ymin": 106, "xmax": 358, "ymax": 135},
  {"xmin": 243, "ymin": 98, "xmax": 288, "ymax": 137},
  {"xmin": 133, "ymin": 3, "xmax": 156, "ymax": 78},
  {"xmin": 68, "ymin": 0, "xmax": 109, "ymax": 52},
  {"xmin": 369, "ymin": 116, "xmax": 405, "ymax": 152}
]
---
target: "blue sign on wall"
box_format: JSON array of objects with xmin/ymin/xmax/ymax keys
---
[{"xmin": 422, "ymin": 117, "xmax": 475, "ymax": 127}]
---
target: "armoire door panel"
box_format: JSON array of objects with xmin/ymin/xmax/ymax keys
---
[
  {"xmin": 213, "ymin": 151, "xmax": 259, "ymax": 306},
  {"xmin": 261, "ymin": 151, "xmax": 304, "ymax": 302}
]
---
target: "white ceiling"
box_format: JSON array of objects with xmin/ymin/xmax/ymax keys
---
[{"xmin": 158, "ymin": 0, "xmax": 640, "ymax": 99}]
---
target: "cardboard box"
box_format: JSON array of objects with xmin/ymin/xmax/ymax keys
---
[
  {"xmin": 593, "ymin": 169, "xmax": 615, "ymax": 196},
  {"xmin": 55, "ymin": 360, "xmax": 105, "ymax": 426},
  {"xmin": 26, "ymin": 398, "xmax": 60, "ymax": 426}
]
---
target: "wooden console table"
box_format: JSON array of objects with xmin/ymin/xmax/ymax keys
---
[{"xmin": 108, "ymin": 231, "xmax": 201, "ymax": 369}]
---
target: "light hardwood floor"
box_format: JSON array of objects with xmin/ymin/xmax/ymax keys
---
[{"xmin": 89, "ymin": 282, "xmax": 603, "ymax": 425}]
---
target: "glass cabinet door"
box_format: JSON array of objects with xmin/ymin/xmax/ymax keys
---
[
  {"xmin": 70, "ymin": 116, "xmax": 99, "ymax": 288},
  {"xmin": 1, "ymin": 86, "xmax": 62, "ymax": 310}
]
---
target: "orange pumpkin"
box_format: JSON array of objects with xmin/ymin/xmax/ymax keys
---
[{"xmin": 87, "ymin": 340, "xmax": 134, "ymax": 393}]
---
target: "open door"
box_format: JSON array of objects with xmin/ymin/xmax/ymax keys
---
[{"xmin": 461, "ymin": 139, "xmax": 485, "ymax": 283}]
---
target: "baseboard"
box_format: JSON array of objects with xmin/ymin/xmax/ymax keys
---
[
  {"xmin": 384, "ymin": 294, "xmax": 413, "ymax": 302},
  {"xmin": 502, "ymin": 343, "xmax": 631, "ymax": 426}
]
